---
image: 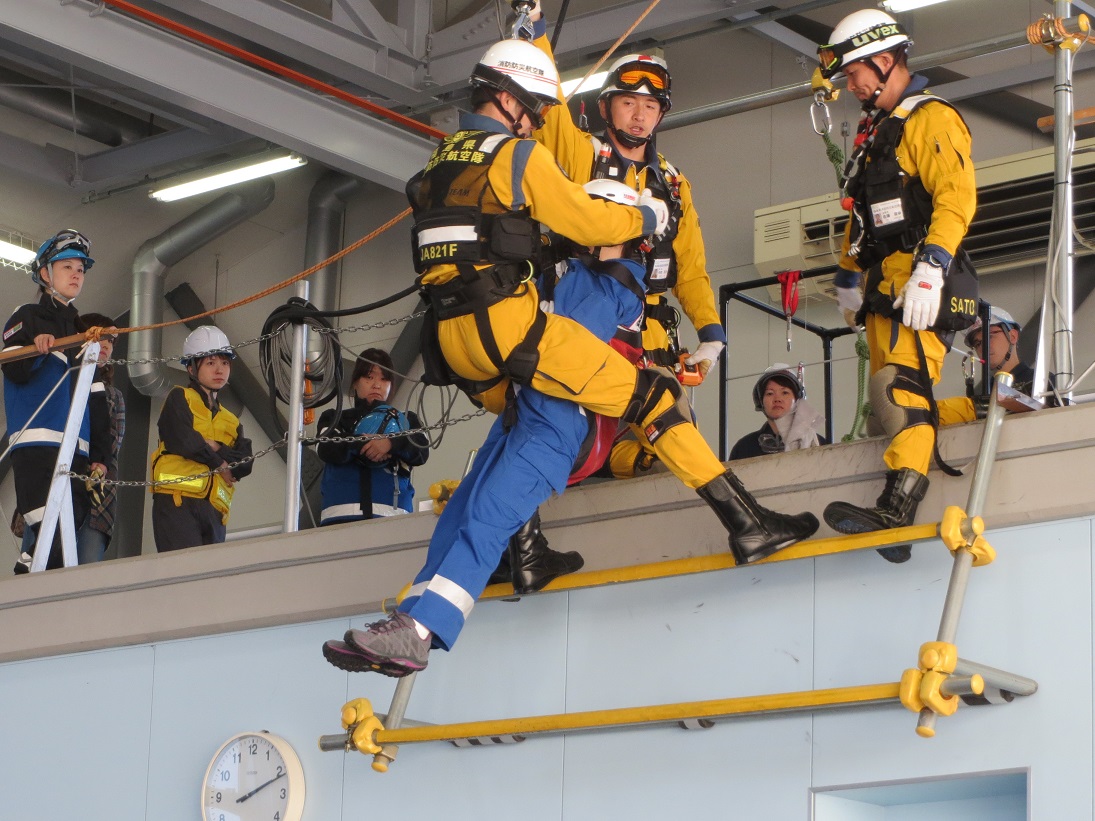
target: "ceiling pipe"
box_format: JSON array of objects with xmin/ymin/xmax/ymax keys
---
[
  {"xmin": 660, "ymin": 30, "xmax": 1032, "ymax": 132},
  {"xmin": 0, "ymin": 65, "xmax": 163, "ymax": 146},
  {"xmin": 304, "ymin": 171, "xmax": 363, "ymax": 312},
  {"xmin": 128, "ymin": 178, "xmax": 276, "ymax": 397}
]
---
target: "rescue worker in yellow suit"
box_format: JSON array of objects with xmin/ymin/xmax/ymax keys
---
[
  {"xmin": 527, "ymin": 2, "xmax": 724, "ymax": 483},
  {"xmin": 817, "ymin": 9, "xmax": 977, "ymax": 563},
  {"xmin": 321, "ymin": 37, "xmax": 818, "ymax": 677}
]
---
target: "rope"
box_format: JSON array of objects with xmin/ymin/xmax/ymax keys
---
[
  {"xmin": 564, "ymin": 0, "xmax": 663, "ymax": 103},
  {"xmin": 842, "ymin": 331, "xmax": 871, "ymax": 443},
  {"xmin": 822, "ymin": 131, "xmax": 845, "ymax": 187}
]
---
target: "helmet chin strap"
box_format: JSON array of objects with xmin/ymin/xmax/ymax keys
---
[
  {"xmin": 43, "ymin": 263, "xmax": 76, "ymax": 307},
  {"xmin": 605, "ymin": 104, "xmax": 664, "ymax": 150},
  {"xmin": 490, "ymin": 91, "xmax": 527, "ymax": 137}
]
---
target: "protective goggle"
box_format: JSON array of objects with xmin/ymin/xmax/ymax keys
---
[
  {"xmin": 612, "ymin": 64, "xmax": 670, "ymax": 94},
  {"xmin": 816, "ymin": 41, "xmax": 854, "ymax": 78},
  {"xmin": 40, "ymin": 229, "xmax": 92, "ymax": 265}
]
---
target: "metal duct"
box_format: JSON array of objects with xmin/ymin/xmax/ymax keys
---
[
  {"xmin": 128, "ymin": 178, "xmax": 276, "ymax": 396},
  {"xmin": 0, "ymin": 65, "xmax": 163, "ymax": 146},
  {"xmin": 304, "ymin": 170, "xmax": 362, "ymax": 311}
]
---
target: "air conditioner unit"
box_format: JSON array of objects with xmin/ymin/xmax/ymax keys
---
[{"xmin": 753, "ymin": 136, "xmax": 1095, "ymax": 303}]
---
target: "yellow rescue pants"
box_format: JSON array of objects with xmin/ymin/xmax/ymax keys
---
[
  {"xmin": 865, "ymin": 312, "xmax": 948, "ymax": 475},
  {"xmin": 437, "ymin": 285, "xmax": 724, "ymax": 488}
]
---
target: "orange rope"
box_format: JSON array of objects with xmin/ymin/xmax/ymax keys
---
[
  {"xmin": 112, "ymin": 207, "xmax": 413, "ymax": 336},
  {"xmin": 564, "ymin": 0, "xmax": 663, "ymax": 102}
]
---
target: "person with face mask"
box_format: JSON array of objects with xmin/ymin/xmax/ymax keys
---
[{"xmin": 730, "ymin": 365, "xmax": 828, "ymax": 461}]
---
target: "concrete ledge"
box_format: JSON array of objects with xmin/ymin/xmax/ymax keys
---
[{"xmin": 1, "ymin": 401, "xmax": 1092, "ymax": 663}]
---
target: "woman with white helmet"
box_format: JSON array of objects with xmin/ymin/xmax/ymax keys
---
[
  {"xmin": 730, "ymin": 365, "xmax": 827, "ymax": 461},
  {"xmin": 150, "ymin": 325, "xmax": 253, "ymax": 551},
  {"xmin": 818, "ymin": 8, "xmax": 978, "ymax": 563}
]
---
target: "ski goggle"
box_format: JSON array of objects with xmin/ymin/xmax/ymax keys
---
[
  {"xmin": 38, "ymin": 229, "xmax": 92, "ymax": 266},
  {"xmin": 816, "ymin": 42, "xmax": 854, "ymax": 78},
  {"xmin": 612, "ymin": 64, "xmax": 670, "ymax": 94}
]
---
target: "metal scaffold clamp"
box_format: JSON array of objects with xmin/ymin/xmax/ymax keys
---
[
  {"xmin": 899, "ymin": 641, "xmax": 984, "ymax": 737},
  {"xmin": 939, "ymin": 505, "xmax": 996, "ymax": 567}
]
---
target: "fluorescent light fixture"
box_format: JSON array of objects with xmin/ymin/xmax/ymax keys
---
[
  {"xmin": 0, "ymin": 239, "xmax": 37, "ymax": 265},
  {"xmin": 150, "ymin": 151, "xmax": 307, "ymax": 202},
  {"xmin": 561, "ymin": 71, "xmax": 608, "ymax": 98},
  {"xmin": 880, "ymin": 0, "xmax": 950, "ymax": 12}
]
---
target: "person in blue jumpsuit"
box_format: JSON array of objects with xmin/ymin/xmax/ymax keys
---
[{"xmin": 321, "ymin": 39, "xmax": 817, "ymax": 678}]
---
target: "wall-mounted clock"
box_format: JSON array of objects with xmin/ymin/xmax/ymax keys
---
[{"xmin": 201, "ymin": 731, "xmax": 305, "ymax": 821}]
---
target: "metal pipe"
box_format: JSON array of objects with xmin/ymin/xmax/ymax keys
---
[
  {"xmin": 283, "ymin": 281, "xmax": 309, "ymax": 532},
  {"xmin": 371, "ymin": 672, "xmax": 418, "ymax": 772},
  {"xmin": 916, "ymin": 371, "xmax": 1013, "ymax": 736},
  {"xmin": 661, "ymin": 31, "xmax": 1032, "ymax": 132},
  {"xmin": 128, "ymin": 179, "xmax": 275, "ymax": 396},
  {"xmin": 955, "ymin": 658, "xmax": 1038, "ymax": 696},
  {"xmin": 1051, "ymin": 1, "xmax": 1077, "ymax": 403}
]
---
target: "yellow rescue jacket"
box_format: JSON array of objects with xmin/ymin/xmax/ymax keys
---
[{"xmin": 151, "ymin": 386, "xmax": 240, "ymax": 522}]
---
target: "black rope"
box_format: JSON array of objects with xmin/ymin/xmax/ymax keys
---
[{"xmin": 550, "ymin": 0, "xmax": 572, "ymax": 50}]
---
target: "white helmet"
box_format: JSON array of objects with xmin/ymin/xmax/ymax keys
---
[
  {"xmin": 752, "ymin": 364, "xmax": 805, "ymax": 412},
  {"xmin": 817, "ymin": 9, "xmax": 911, "ymax": 79},
  {"xmin": 583, "ymin": 178, "xmax": 641, "ymax": 207},
  {"xmin": 598, "ymin": 54, "xmax": 671, "ymax": 112},
  {"xmin": 471, "ymin": 39, "xmax": 559, "ymax": 128},
  {"xmin": 964, "ymin": 307, "xmax": 1021, "ymax": 347},
  {"xmin": 181, "ymin": 325, "xmax": 235, "ymax": 366}
]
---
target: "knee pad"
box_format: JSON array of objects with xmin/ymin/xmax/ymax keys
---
[
  {"xmin": 622, "ymin": 369, "xmax": 690, "ymax": 444},
  {"xmin": 868, "ymin": 364, "xmax": 933, "ymax": 439}
]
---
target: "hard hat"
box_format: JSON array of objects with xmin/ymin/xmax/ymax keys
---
[
  {"xmin": 598, "ymin": 54, "xmax": 672, "ymax": 112},
  {"xmin": 817, "ymin": 9, "xmax": 911, "ymax": 79},
  {"xmin": 583, "ymin": 178, "xmax": 641, "ymax": 207},
  {"xmin": 964, "ymin": 307, "xmax": 1021, "ymax": 347},
  {"xmin": 181, "ymin": 325, "xmax": 235, "ymax": 366},
  {"xmin": 31, "ymin": 229, "xmax": 94, "ymax": 287},
  {"xmin": 752, "ymin": 363, "xmax": 805, "ymax": 412},
  {"xmin": 470, "ymin": 39, "xmax": 560, "ymax": 128}
]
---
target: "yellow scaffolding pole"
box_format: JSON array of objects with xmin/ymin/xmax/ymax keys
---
[
  {"xmin": 479, "ymin": 523, "xmax": 940, "ymax": 600},
  {"xmin": 321, "ymin": 683, "xmax": 910, "ymax": 755}
]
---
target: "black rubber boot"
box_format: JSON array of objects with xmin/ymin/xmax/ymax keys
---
[
  {"xmin": 506, "ymin": 509, "xmax": 585, "ymax": 594},
  {"xmin": 823, "ymin": 468, "xmax": 930, "ymax": 563},
  {"xmin": 696, "ymin": 470, "xmax": 819, "ymax": 566}
]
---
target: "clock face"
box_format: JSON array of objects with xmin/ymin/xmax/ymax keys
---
[{"xmin": 202, "ymin": 732, "xmax": 304, "ymax": 821}]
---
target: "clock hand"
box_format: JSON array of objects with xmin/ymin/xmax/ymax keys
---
[{"xmin": 235, "ymin": 770, "xmax": 287, "ymax": 804}]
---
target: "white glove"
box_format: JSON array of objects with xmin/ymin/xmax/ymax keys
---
[
  {"xmin": 638, "ymin": 189, "xmax": 670, "ymax": 238},
  {"xmin": 892, "ymin": 259, "xmax": 944, "ymax": 331},
  {"xmin": 835, "ymin": 286, "xmax": 862, "ymax": 314},
  {"xmin": 685, "ymin": 340, "xmax": 725, "ymax": 379}
]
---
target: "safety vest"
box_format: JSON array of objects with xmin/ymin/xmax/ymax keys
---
[
  {"xmin": 589, "ymin": 136, "xmax": 684, "ymax": 295},
  {"xmin": 406, "ymin": 130, "xmax": 541, "ymax": 277},
  {"xmin": 151, "ymin": 387, "xmax": 240, "ymax": 523},
  {"xmin": 842, "ymin": 92, "xmax": 965, "ymax": 269}
]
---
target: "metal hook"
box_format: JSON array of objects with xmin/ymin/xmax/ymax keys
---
[{"xmin": 811, "ymin": 91, "xmax": 832, "ymax": 136}]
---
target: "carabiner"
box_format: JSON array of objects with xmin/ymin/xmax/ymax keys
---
[{"xmin": 811, "ymin": 91, "xmax": 832, "ymax": 136}]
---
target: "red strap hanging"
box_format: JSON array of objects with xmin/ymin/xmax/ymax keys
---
[{"xmin": 776, "ymin": 269, "xmax": 801, "ymax": 318}]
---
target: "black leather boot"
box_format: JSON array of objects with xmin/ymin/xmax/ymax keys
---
[
  {"xmin": 696, "ymin": 470, "xmax": 819, "ymax": 566},
  {"xmin": 823, "ymin": 468, "xmax": 930, "ymax": 564},
  {"xmin": 507, "ymin": 509, "xmax": 585, "ymax": 594}
]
